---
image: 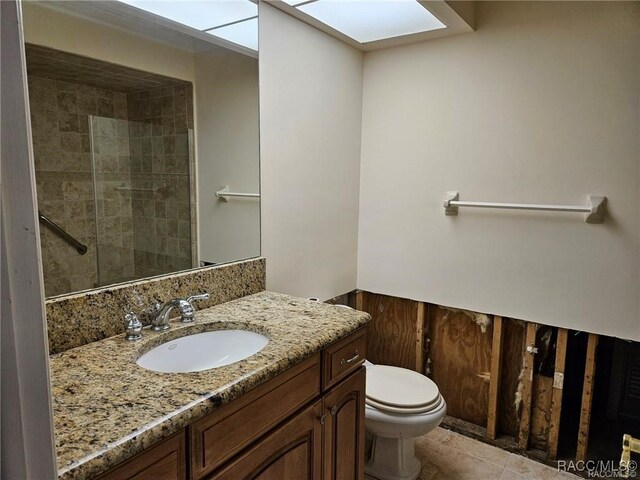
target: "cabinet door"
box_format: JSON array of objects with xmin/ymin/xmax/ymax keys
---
[
  {"xmin": 323, "ymin": 367, "xmax": 366, "ymax": 480},
  {"xmin": 96, "ymin": 431, "xmax": 186, "ymax": 480},
  {"xmin": 208, "ymin": 400, "xmax": 323, "ymax": 480}
]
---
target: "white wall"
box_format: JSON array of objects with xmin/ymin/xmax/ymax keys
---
[
  {"xmin": 358, "ymin": 2, "xmax": 640, "ymax": 340},
  {"xmin": 259, "ymin": 3, "xmax": 363, "ymax": 300},
  {"xmin": 195, "ymin": 48, "xmax": 260, "ymax": 264}
]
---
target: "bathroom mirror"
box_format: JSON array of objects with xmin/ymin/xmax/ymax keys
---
[{"xmin": 22, "ymin": 0, "xmax": 261, "ymax": 297}]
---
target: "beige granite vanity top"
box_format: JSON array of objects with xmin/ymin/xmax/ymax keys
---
[{"xmin": 50, "ymin": 291, "xmax": 370, "ymax": 480}]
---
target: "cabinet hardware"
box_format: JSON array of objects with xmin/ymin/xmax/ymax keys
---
[{"xmin": 341, "ymin": 350, "xmax": 360, "ymax": 365}]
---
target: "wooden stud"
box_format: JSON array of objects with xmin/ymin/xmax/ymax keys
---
[
  {"xmin": 576, "ymin": 334, "xmax": 599, "ymax": 462},
  {"xmin": 487, "ymin": 315, "xmax": 504, "ymax": 440},
  {"xmin": 518, "ymin": 322, "xmax": 538, "ymax": 450},
  {"xmin": 355, "ymin": 291, "xmax": 364, "ymax": 311},
  {"xmin": 547, "ymin": 328, "xmax": 568, "ymax": 460},
  {"xmin": 416, "ymin": 303, "xmax": 426, "ymax": 373}
]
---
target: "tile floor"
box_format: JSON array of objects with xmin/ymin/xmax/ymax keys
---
[{"xmin": 415, "ymin": 428, "xmax": 580, "ymax": 480}]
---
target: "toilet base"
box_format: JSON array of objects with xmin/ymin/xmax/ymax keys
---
[{"xmin": 364, "ymin": 433, "xmax": 421, "ymax": 480}]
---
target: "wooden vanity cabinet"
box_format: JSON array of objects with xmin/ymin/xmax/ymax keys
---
[
  {"xmin": 322, "ymin": 368, "xmax": 366, "ymax": 480},
  {"xmin": 97, "ymin": 327, "xmax": 366, "ymax": 480},
  {"xmin": 96, "ymin": 431, "xmax": 186, "ymax": 480}
]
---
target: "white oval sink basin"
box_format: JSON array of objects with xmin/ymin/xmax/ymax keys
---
[{"xmin": 137, "ymin": 330, "xmax": 269, "ymax": 373}]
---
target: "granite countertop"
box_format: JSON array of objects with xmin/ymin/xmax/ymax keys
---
[{"xmin": 50, "ymin": 291, "xmax": 370, "ymax": 480}]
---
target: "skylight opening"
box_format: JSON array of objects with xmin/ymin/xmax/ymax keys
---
[
  {"xmin": 118, "ymin": 0, "xmax": 258, "ymax": 51},
  {"xmin": 206, "ymin": 17, "xmax": 259, "ymax": 52},
  {"xmin": 295, "ymin": 0, "xmax": 445, "ymax": 44}
]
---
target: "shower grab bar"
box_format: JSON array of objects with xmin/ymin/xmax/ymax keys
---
[
  {"xmin": 38, "ymin": 211, "xmax": 88, "ymax": 254},
  {"xmin": 215, "ymin": 186, "xmax": 260, "ymax": 202},
  {"xmin": 443, "ymin": 192, "xmax": 607, "ymax": 224}
]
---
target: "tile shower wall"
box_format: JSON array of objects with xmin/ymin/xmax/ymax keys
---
[
  {"xmin": 29, "ymin": 76, "xmax": 128, "ymax": 296},
  {"xmin": 29, "ymin": 75, "xmax": 195, "ymax": 297},
  {"xmin": 91, "ymin": 116, "xmax": 136, "ymax": 286},
  {"xmin": 127, "ymin": 85, "xmax": 196, "ymax": 278}
]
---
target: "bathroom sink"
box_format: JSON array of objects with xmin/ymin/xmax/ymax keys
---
[{"xmin": 136, "ymin": 330, "xmax": 269, "ymax": 373}]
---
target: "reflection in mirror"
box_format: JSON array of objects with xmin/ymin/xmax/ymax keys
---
[{"xmin": 22, "ymin": 0, "xmax": 260, "ymax": 298}]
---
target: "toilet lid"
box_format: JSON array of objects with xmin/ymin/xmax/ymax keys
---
[{"xmin": 366, "ymin": 365, "xmax": 440, "ymax": 411}]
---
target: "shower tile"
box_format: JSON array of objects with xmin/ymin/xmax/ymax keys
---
[
  {"xmin": 174, "ymin": 114, "xmax": 187, "ymax": 134},
  {"xmin": 114, "ymin": 93, "xmax": 128, "ymax": 119},
  {"xmin": 81, "ymin": 134, "xmax": 91, "ymax": 152},
  {"xmin": 152, "ymin": 121, "xmax": 163, "ymax": 136},
  {"xmin": 174, "ymin": 93, "xmax": 187, "ymax": 115},
  {"xmin": 163, "ymin": 135, "xmax": 175, "ymax": 154},
  {"xmin": 162, "ymin": 116, "xmax": 175, "ymax": 136},
  {"xmin": 118, "ymin": 155, "xmax": 131, "ymax": 172},
  {"xmin": 56, "ymin": 80, "xmax": 77, "ymax": 93},
  {"xmin": 178, "ymin": 220, "xmax": 190, "ymax": 240},
  {"xmin": 61, "ymin": 132, "xmax": 82, "ymax": 152},
  {"xmin": 77, "ymin": 84, "xmax": 97, "ymax": 97},
  {"xmin": 58, "ymin": 112, "xmax": 80, "ymax": 132},
  {"xmin": 151, "ymin": 136, "xmax": 164, "ymax": 154},
  {"xmin": 154, "ymin": 201, "xmax": 166, "ymax": 218},
  {"xmin": 166, "ymin": 219, "xmax": 178, "ymax": 236},
  {"xmin": 161, "ymin": 96, "xmax": 174, "ymax": 116},
  {"xmin": 97, "ymin": 97, "xmax": 114, "ymax": 117},
  {"xmin": 96, "ymin": 87, "xmax": 115, "ymax": 100},
  {"xmin": 57, "ymin": 91, "xmax": 78, "ymax": 113}
]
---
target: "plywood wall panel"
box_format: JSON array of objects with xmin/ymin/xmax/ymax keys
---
[
  {"xmin": 359, "ymin": 292, "xmax": 419, "ymax": 370},
  {"xmin": 428, "ymin": 306, "xmax": 493, "ymax": 426}
]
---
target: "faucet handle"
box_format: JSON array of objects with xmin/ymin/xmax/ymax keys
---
[
  {"xmin": 180, "ymin": 293, "xmax": 210, "ymax": 323},
  {"xmin": 186, "ymin": 293, "xmax": 209, "ymax": 304},
  {"xmin": 124, "ymin": 312, "xmax": 143, "ymax": 341}
]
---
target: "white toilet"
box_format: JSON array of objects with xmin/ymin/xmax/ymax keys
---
[{"xmin": 364, "ymin": 361, "xmax": 447, "ymax": 480}]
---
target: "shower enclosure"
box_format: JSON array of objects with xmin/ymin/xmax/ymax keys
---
[
  {"xmin": 90, "ymin": 116, "xmax": 194, "ymax": 287},
  {"xmin": 26, "ymin": 43, "xmax": 197, "ymax": 296}
]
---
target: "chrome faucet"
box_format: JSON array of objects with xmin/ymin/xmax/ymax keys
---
[{"xmin": 150, "ymin": 293, "xmax": 210, "ymax": 331}]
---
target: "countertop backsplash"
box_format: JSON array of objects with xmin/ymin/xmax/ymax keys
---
[{"xmin": 45, "ymin": 257, "xmax": 265, "ymax": 354}]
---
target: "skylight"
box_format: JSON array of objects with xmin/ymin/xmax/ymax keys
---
[
  {"xmin": 118, "ymin": 0, "xmax": 258, "ymax": 51},
  {"xmin": 205, "ymin": 17, "xmax": 259, "ymax": 52},
  {"xmin": 293, "ymin": 0, "xmax": 445, "ymax": 44}
]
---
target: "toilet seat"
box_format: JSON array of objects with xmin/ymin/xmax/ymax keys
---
[{"xmin": 366, "ymin": 365, "xmax": 441, "ymax": 414}]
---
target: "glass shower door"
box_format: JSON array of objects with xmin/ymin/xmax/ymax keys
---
[{"xmin": 90, "ymin": 115, "xmax": 194, "ymax": 287}]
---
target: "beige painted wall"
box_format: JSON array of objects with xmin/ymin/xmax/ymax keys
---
[
  {"xmin": 21, "ymin": 2, "xmax": 195, "ymax": 82},
  {"xmin": 195, "ymin": 48, "xmax": 260, "ymax": 264},
  {"xmin": 358, "ymin": 2, "xmax": 640, "ymax": 340},
  {"xmin": 259, "ymin": 3, "xmax": 363, "ymax": 300}
]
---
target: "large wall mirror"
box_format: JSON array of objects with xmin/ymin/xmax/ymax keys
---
[{"xmin": 22, "ymin": 0, "xmax": 260, "ymax": 298}]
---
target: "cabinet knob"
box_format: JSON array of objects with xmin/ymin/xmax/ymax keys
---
[
  {"xmin": 330, "ymin": 405, "xmax": 338, "ymax": 416},
  {"xmin": 319, "ymin": 414, "xmax": 326, "ymax": 425}
]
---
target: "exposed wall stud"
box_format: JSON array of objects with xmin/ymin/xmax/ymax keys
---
[
  {"xmin": 416, "ymin": 302, "xmax": 426, "ymax": 373},
  {"xmin": 576, "ymin": 333, "xmax": 599, "ymax": 462},
  {"xmin": 547, "ymin": 328, "xmax": 568, "ymax": 460},
  {"xmin": 487, "ymin": 315, "xmax": 504, "ymax": 440},
  {"xmin": 518, "ymin": 322, "xmax": 538, "ymax": 450}
]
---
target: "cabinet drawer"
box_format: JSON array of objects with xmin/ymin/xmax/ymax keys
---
[
  {"xmin": 322, "ymin": 328, "xmax": 366, "ymax": 390},
  {"xmin": 96, "ymin": 431, "xmax": 186, "ymax": 480},
  {"xmin": 206, "ymin": 400, "xmax": 323, "ymax": 480},
  {"xmin": 190, "ymin": 353, "xmax": 321, "ymax": 479}
]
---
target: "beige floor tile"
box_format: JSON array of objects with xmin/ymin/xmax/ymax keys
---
[
  {"xmin": 415, "ymin": 435, "xmax": 504, "ymax": 480},
  {"xmin": 425, "ymin": 427, "xmax": 452, "ymax": 443},
  {"xmin": 499, "ymin": 469, "xmax": 530, "ymax": 480},
  {"xmin": 505, "ymin": 453, "xmax": 563, "ymax": 480},
  {"xmin": 441, "ymin": 430, "xmax": 511, "ymax": 468}
]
